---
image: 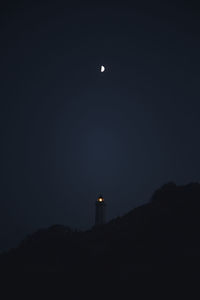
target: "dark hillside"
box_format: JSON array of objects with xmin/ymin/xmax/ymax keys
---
[{"xmin": 1, "ymin": 182, "xmax": 200, "ymax": 278}]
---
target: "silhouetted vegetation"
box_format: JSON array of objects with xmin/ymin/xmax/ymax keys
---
[{"xmin": 1, "ymin": 182, "xmax": 200, "ymax": 279}]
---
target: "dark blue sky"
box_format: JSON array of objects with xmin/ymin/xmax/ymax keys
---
[{"xmin": 1, "ymin": 0, "xmax": 200, "ymax": 250}]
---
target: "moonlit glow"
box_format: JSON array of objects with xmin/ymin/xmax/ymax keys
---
[{"xmin": 101, "ymin": 65, "xmax": 105, "ymax": 72}]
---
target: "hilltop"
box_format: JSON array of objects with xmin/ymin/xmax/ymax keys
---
[{"xmin": 1, "ymin": 182, "xmax": 200, "ymax": 278}]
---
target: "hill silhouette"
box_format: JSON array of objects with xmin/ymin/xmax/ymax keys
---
[{"xmin": 1, "ymin": 182, "xmax": 200, "ymax": 278}]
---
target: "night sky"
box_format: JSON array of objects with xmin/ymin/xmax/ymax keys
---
[{"xmin": 1, "ymin": 0, "xmax": 200, "ymax": 251}]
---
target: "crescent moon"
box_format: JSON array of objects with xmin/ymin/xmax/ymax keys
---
[{"xmin": 101, "ymin": 65, "xmax": 105, "ymax": 72}]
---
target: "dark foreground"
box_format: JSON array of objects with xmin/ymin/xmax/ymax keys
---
[{"xmin": 1, "ymin": 182, "xmax": 200, "ymax": 280}]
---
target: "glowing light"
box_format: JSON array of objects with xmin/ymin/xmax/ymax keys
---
[{"xmin": 98, "ymin": 197, "xmax": 103, "ymax": 202}]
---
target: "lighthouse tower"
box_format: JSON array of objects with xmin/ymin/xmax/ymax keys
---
[{"xmin": 95, "ymin": 194, "xmax": 106, "ymax": 226}]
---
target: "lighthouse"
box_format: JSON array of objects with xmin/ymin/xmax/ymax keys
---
[{"xmin": 95, "ymin": 194, "xmax": 106, "ymax": 226}]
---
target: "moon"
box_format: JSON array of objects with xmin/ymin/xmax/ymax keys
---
[{"xmin": 101, "ymin": 65, "xmax": 105, "ymax": 73}]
